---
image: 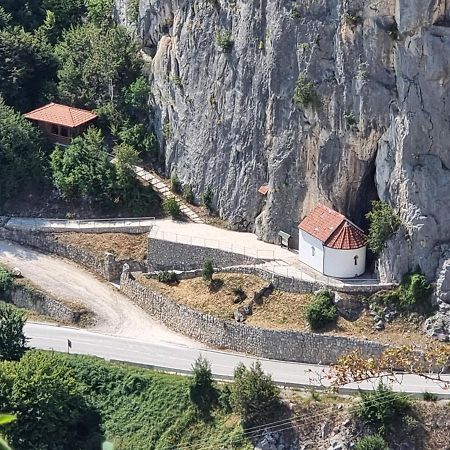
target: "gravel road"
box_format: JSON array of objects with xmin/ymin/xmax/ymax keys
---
[{"xmin": 0, "ymin": 239, "xmax": 196, "ymax": 346}]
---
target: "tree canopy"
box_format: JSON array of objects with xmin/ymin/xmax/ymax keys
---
[
  {"xmin": 51, "ymin": 127, "xmax": 115, "ymax": 203},
  {"xmin": 0, "ymin": 98, "xmax": 47, "ymax": 204},
  {"xmin": 0, "ymin": 303, "xmax": 27, "ymax": 362}
]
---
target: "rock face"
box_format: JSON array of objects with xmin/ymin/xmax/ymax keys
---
[{"xmin": 117, "ymin": 0, "xmax": 450, "ymax": 282}]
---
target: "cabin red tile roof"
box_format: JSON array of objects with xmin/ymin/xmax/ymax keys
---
[
  {"xmin": 24, "ymin": 103, "xmax": 97, "ymax": 128},
  {"xmin": 298, "ymin": 204, "xmax": 367, "ymax": 250},
  {"xmin": 258, "ymin": 184, "xmax": 269, "ymax": 195}
]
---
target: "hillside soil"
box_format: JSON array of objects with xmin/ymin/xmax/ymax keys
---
[
  {"xmin": 138, "ymin": 273, "xmax": 435, "ymax": 348},
  {"xmin": 54, "ymin": 232, "xmax": 148, "ymax": 260}
]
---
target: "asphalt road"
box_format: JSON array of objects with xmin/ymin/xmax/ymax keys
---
[{"xmin": 25, "ymin": 322, "xmax": 450, "ymax": 398}]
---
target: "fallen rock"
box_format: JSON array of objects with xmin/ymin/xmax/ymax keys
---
[
  {"xmin": 234, "ymin": 309, "xmax": 246, "ymax": 322},
  {"xmin": 374, "ymin": 320, "xmax": 385, "ymax": 331},
  {"xmin": 423, "ymin": 313, "xmax": 450, "ymax": 342}
]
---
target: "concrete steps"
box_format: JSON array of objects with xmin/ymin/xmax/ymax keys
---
[{"xmin": 133, "ymin": 165, "xmax": 205, "ymax": 224}]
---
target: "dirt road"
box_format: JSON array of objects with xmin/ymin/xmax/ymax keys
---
[{"xmin": 0, "ymin": 240, "xmax": 196, "ymax": 346}]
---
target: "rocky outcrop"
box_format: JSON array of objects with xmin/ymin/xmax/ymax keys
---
[{"xmin": 117, "ymin": 0, "xmax": 450, "ymax": 283}]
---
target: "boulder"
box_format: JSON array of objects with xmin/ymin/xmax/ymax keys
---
[{"xmin": 333, "ymin": 293, "xmax": 363, "ymax": 321}]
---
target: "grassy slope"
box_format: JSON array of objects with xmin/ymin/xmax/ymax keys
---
[{"xmin": 56, "ymin": 353, "xmax": 252, "ymax": 450}]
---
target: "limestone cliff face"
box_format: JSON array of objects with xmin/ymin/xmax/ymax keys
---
[{"xmin": 116, "ymin": 0, "xmax": 450, "ymax": 283}]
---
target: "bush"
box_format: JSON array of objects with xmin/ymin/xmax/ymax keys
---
[
  {"xmin": 157, "ymin": 271, "xmax": 178, "ymax": 284},
  {"xmin": 202, "ymin": 186, "xmax": 214, "ymax": 211},
  {"xmin": 294, "ymin": 73, "xmax": 317, "ymax": 107},
  {"xmin": 305, "ymin": 291, "xmax": 338, "ymax": 330},
  {"xmin": 398, "ymin": 271, "xmax": 432, "ymax": 310},
  {"xmin": 215, "ymin": 29, "xmax": 233, "ymax": 51},
  {"xmin": 231, "ymin": 362, "xmax": 280, "ymax": 427},
  {"xmin": 163, "ymin": 197, "xmax": 181, "ymax": 218},
  {"xmin": 354, "ymin": 383, "xmax": 410, "ymax": 433},
  {"xmin": 218, "ymin": 385, "xmax": 233, "ymax": 413},
  {"xmin": 423, "ymin": 391, "xmax": 438, "ymax": 402},
  {"xmin": 354, "ymin": 434, "xmax": 388, "ymax": 450},
  {"xmin": 183, "ymin": 184, "xmax": 195, "ymax": 204},
  {"xmin": 0, "ymin": 303, "xmax": 27, "ymax": 361},
  {"xmin": 366, "ymin": 201, "xmax": 401, "ymax": 254},
  {"xmin": 0, "ymin": 267, "xmax": 14, "ymax": 294},
  {"xmin": 170, "ymin": 171, "xmax": 182, "ymax": 194},
  {"xmin": 189, "ymin": 356, "xmax": 218, "ymax": 417},
  {"xmin": 202, "ymin": 261, "xmax": 214, "ymax": 282}
]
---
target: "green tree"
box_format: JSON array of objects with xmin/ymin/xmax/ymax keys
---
[
  {"xmin": 354, "ymin": 383, "xmax": 410, "ymax": 434},
  {"xmin": 55, "ymin": 22, "xmax": 140, "ymax": 109},
  {"xmin": 231, "ymin": 362, "xmax": 280, "ymax": 427},
  {"xmin": 122, "ymin": 76, "xmax": 150, "ymax": 115},
  {"xmin": 0, "ymin": 303, "xmax": 27, "ymax": 362},
  {"xmin": 189, "ymin": 356, "xmax": 218, "ymax": 417},
  {"xmin": 0, "ymin": 0, "xmax": 44, "ymax": 31},
  {"xmin": 0, "ymin": 351, "xmax": 91, "ymax": 450},
  {"xmin": 85, "ymin": 0, "xmax": 114, "ymax": 26},
  {"xmin": 0, "ymin": 98, "xmax": 47, "ymax": 204},
  {"xmin": 0, "ymin": 267, "xmax": 14, "ymax": 294},
  {"xmin": 354, "ymin": 434, "xmax": 388, "ymax": 450},
  {"xmin": 304, "ymin": 291, "xmax": 338, "ymax": 330},
  {"xmin": 0, "ymin": 26, "xmax": 57, "ymax": 111},
  {"xmin": 202, "ymin": 261, "xmax": 214, "ymax": 282},
  {"xmin": 51, "ymin": 127, "xmax": 115, "ymax": 203},
  {"xmin": 366, "ymin": 201, "xmax": 401, "ymax": 254},
  {"xmin": 40, "ymin": 0, "xmax": 86, "ymax": 42}
]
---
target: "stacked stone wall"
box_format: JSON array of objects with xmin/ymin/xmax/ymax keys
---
[
  {"xmin": 120, "ymin": 269, "xmax": 388, "ymax": 365},
  {"xmin": 5, "ymin": 284, "xmax": 87, "ymax": 324},
  {"xmin": 147, "ymin": 238, "xmax": 263, "ymax": 271},
  {"xmin": 0, "ymin": 228, "xmax": 146, "ymax": 281}
]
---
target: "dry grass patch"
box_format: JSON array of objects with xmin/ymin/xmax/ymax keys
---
[
  {"xmin": 54, "ymin": 232, "xmax": 148, "ymax": 260},
  {"xmin": 138, "ymin": 272, "xmax": 435, "ymax": 348}
]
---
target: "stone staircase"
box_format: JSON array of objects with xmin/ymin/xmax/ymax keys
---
[{"xmin": 133, "ymin": 165, "xmax": 204, "ymax": 224}]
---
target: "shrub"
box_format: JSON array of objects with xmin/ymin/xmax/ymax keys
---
[
  {"xmin": 202, "ymin": 261, "xmax": 214, "ymax": 282},
  {"xmin": 231, "ymin": 362, "xmax": 280, "ymax": 427},
  {"xmin": 189, "ymin": 356, "xmax": 218, "ymax": 416},
  {"xmin": 0, "ymin": 303, "xmax": 27, "ymax": 361},
  {"xmin": 202, "ymin": 186, "xmax": 214, "ymax": 211},
  {"xmin": 354, "ymin": 383, "xmax": 410, "ymax": 433},
  {"xmin": 157, "ymin": 271, "xmax": 178, "ymax": 284},
  {"xmin": 0, "ymin": 268, "xmax": 14, "ymax": 294},
  {"xmin": 163, "ymin": 197, "xmax": 181, "ymax": 218},
  {"xmin": 354, "ymin": 434, "xmax": 388, "ymax": 450},
  {"xmin": 398, "ymin": 271, "xmax": 432, "ymax": 310},
  {"xmin": 304, "ymin": 291, "xmax": 338, "ymax": 330},
  {"xmin": 294, "ymin": 73, "xmax": 317, "ymax": 107},
  {"xmin": 170, "ymin": 171, "xmax": 182, "ymax": 193},
  {"xmin": 215, "ymin": 29, "xmax": 233, "ymax": 51},
  {"xmin": 423, "ymin": 391, "xmax": 438, "ymax": 402},
  {"xmin": 183, "ymin": 184, "xmax": 195, "ymax": 204},
  {"xmin": 366, "ymin": 201, "xmax": 401, "ymax": 254}
]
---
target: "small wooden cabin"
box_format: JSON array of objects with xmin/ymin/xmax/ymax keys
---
[{"xmin": 24, "ymin": 103, "xmax": 97, "ymax": 146}]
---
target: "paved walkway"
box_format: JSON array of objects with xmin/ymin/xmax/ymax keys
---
[
  {"xmin": 2, "ymin": 217, "xmax": 155, "ymax": 233},
  {"xmin": 150, "ymin": 219, "xmax": 389, "ymax": 289},
  {"xmin": 133, "ymin": 165, "xmax": 204, "ymax": 224}
]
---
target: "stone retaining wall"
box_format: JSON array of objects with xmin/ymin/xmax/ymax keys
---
[
  {"xmin": 0, "ymin": 228, "xmax": 146, "ymax": 281},
  {"xmin": 120, "ymin": 269, "xmax": 388, "ymax": 365},
  {"xmin": 5, "ymin": 284, "xmax": 87, "ymax": 324},
  {"xmin": 147, "ymin": 238, "xmax": 263, "ymax": 271}
]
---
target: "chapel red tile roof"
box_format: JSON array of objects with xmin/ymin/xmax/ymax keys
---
[
  {"xmin": 325, "ymin": 220, "xmax": 367, "ymax": 250},
  {"xmin": 24, "ymin": 103, "xmax": 97, "ymax": 128},
  {"xmin": 298, "ymin": 204, "xmax": 367, "ymax": 250}
]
